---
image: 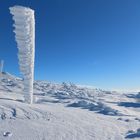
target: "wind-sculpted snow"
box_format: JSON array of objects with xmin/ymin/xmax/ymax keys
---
[
  {"xmin": 125, "ymin": 92, "xmax": 140, "ymax": 103},
  {"xmin": 68, "ymin": 100, "xmax": 121, "ymax": 116},
  {"xmin": 0, "ymin": 73, "xmax": 140, "ymax": 139},
  {"xmin": 125, "ymin": 128, "xmax": 140, "ymax": 138},
  {"xmin": 33, "ymin": 81, "xmax": 107, "ymax": 100},
  {"xmin": 9, "ymin": 6, "xmax": 35, "ymax": 104},
  {"xmin": 0, "ymin": 102, "xmax": 53, "ymax": 120},
  {"xmin": 0, "ymin": 72, "xmax": 131, "ymax": 117}
]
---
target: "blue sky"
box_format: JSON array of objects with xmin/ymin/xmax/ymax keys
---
[{"xmin": 1, "ymin": 0, "xmax": 140, "ymax": 91}]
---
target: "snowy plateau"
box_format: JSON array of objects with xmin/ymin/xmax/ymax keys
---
[{"xmin": 0, "ymin": 72, "xmax": 140, "ymax": 140}]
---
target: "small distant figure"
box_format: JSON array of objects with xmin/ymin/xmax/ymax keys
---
[{"xmin": 0, "ymin": 60, "xmax": 4, "ymax": 73}]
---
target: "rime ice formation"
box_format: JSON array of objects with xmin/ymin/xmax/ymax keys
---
[{"xmin": 9, "ymin": 6, "xmax": 35, "ymax": 104}]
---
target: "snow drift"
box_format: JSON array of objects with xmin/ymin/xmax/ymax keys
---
[{"xmin": 0, "ymin": 72, "xmax": 140, "ymax": 140}]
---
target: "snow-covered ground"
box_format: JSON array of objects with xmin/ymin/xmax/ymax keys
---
[{"xmin": 0, "ymin": 72, "xmax": 140, "ymax": 140}]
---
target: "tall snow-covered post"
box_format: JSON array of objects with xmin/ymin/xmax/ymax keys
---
[
  {"xmin": 9, "ymin": 6, "xmax": 35, "ymax": 104},
  {"xmin": 0, "ymin": 60, "xmax": 4, "ymax": 73}
]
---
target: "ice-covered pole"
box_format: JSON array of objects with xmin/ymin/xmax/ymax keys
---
[
  {"xmin": 0, "ymin": 60, "xmax": 4, "ymax": 73},
  {"xmin": 9, "ymin": 6, "xmax": 35, "ymax": 104}
]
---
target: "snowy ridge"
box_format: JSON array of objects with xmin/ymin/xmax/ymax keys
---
[{"xmin": 0, "ymin": 72, "xmax": 140, "ymax": 139}]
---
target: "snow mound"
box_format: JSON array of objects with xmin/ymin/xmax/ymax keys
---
[
  {"xmin": 126, "ymin": 92, "xmax": 140, "ymax": 99},
  {"xmin": 68, "ymin": 100, "xmax": 120, "ymax": 116},
  {"xmin": 126, "ymin": 128, "xmax": 140, "ymax": 138}
]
